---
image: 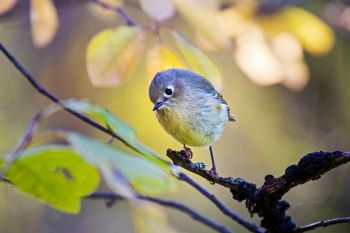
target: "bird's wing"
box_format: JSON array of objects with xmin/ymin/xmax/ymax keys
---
[{"xmin": 217, "ymin": 93, "xmax": 236, "ymax": 122}]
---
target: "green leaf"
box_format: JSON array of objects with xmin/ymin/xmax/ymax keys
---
[
  {"xmin": 63, "ymin": 99, "xmax": 167, "ymax": 166},
  {"xmin": 3, "ymin": 146, "xmax": 100, "ymax": 214},
  {"xmin": 66, "ymin": 133, "xmax": 178, "ymax": 196}
]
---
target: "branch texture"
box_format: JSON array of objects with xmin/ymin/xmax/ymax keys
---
[
  {"xmin": 168, "ymin": 149, "xmax": 350, "ymax": 232},
  {"xmin": 294, "ymin": 217, "xmax": 350, "ymax": 233}
]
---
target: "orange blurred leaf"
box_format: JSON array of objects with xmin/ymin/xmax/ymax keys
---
[
  {"xmin": 139, "ymin": 0, "xmax": 175, "ymax": 21},
  {"xmin": 257, "ymin": 7, "xmax": 334, "ymax": 55},
  {"xmin": 0, "ymin": 0, "xmax": 17, "ymax": 16},
  {"xmin": 30, "ymin": 0, "xmax": 59, "ymax": 48},
  {"xmin": 86, "ymin": 26, "xmax": 144, "ymax": 87},
  {"xmin": 173, "ymin": 0, "xmax": 231, "ymax": 50},
  {"xmin": 172, "ymin": 31, "xmax": 223, "ymax": 90},
  {"xmin": 146, "ymin": 43, "xmax": 184, "ymax": 81},
  {"xmin": 280, "ymin": 7, "xmax": 335, "ymax": 55}
]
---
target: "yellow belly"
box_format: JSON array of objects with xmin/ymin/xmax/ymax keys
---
[{"xmin": 156, "ymin": 105, "xmax": 227, "ymax": 147}]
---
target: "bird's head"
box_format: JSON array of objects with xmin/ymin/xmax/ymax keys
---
[{"xmin": 149, "ymin": 68, "xmax": 187, "ymax": 111}]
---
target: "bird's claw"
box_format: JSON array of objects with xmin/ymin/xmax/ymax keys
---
[
  {"xmin": 208, "ymin": 168, "xmax": 219, "ymax": 183},
  {"xmin": 182, "ymin": 146, "xmax": 193, "ymax": 159}
]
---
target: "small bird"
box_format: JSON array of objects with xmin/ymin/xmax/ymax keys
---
[{"xmin": 149, "ymin": 68, "xmax": 235, "ymax": 177}]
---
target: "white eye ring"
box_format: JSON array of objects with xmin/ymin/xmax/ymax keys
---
[{"xmin": 164, "ymin": 85, "xmax": 174, "ymax": 97}]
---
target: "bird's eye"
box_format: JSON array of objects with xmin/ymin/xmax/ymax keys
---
[{"xmin": 164, "ymin": 88, "xmax": 173, "ymax": 96}]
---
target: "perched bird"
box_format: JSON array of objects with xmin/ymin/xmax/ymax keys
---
[{"xmin": 149, "ymin": 68, "xmax": 235, "ymax": 177}]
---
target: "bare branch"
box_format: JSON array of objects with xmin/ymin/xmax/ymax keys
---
[
  {"xmin": 88, "ymin": 192, "xmax": 235, "ymax": 233},
  {"xmin": 0, "ymin": 43, "xmax": 252, "ymax": 231},
  {"xmin": 0, "ymin": 43, "xmax": 167, "ymax": 165},
  {"xmin": 0, "ymin": 110, "xmax": 44, "ymax": 177},
  {"xmin": 293, "ymin": 217, "xmax": 350, "ymax": 233},
  {"xmin": 178, "ymin": 172, "xmax": 265, "ymax": 233},
  {"xmin": 168, "ymin": 149, "xmax": 350, "ymax": 232},
  {"xmin": 89, "ymin": 0, "xmax": 136, "ymax": 26}
]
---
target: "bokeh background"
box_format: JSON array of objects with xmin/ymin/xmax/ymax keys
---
[{"xmin": 1, "ymin": 0, "xmax": 350, "ymax": 232}]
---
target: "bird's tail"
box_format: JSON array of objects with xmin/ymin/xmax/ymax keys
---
[{"xmin": 229, "ymin": 115, "xmax": 236, "ymax": 122}]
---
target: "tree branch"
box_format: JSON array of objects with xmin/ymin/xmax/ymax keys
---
[
  {"xmin": 293, "ymin": 217, "xmax": 350, "ymax": 233},
  {"xmin": 0, "ymin": 40, "xmax": 262, "ymax": 232},
  {"xmin": 0, "ymin": 109, "xmax": 44, "ymax": 177},
  {"xmin": 0, "ymin": 43, "xmax": 169, "ymax": 165},
  {"xmin": 87, "ymin": 192, "xmax": 235, "ymax": 233},
  {"xmin": 178, "ymin": 172, "xmax": 265, "ymax": 233},
  {"xmin": 168, "ymin": 149, "xmax": 350, "ymax": 232},
  {"xmin": 89, "ymin": 0, "xmax": 136, "ymax": 26}
]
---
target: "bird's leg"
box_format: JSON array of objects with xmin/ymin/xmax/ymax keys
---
[
  {"xmin": 208, "ymin": 145, "xmax": 219, "ymax": 180},
  {"xmin": 182, "ymin": 144, "xmax": 193, "ymax": 159}
]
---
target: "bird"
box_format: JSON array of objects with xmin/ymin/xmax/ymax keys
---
[{"xmin": 149, "ymin": 68, "xmax": 235, "ymax": 178}]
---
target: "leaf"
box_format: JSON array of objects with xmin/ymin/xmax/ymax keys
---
[
  {"xmin": 3, "ymin": 146, "xmax": 100, "ymax": 214},
  {"xmin": 146, "ymin": 43, "xmax": 185, "ymax": 81},
  {"xmin": 86, "ymin": 26, "xmax": 144, "ymax": 87},
  {"xmin": 172, "ymin": 32, "xmax": 223, "ymax": 91},
  {"xmin": 139, "ymin": 0, "xmax": 175, "ymax": 21},
  {"xmin": 280, "ymin": 7, "xmax": 335, "ymax": 55},
  {"xmin": 99, "ymin": 163, "xmax": 136, "ymax": 199},
  {"xmin": 63, "ymin": 99, "xmax": 166, "ymax": 165},
  {"xmin": 66, "ymin": 133, "xmax": 178, "ymax": 196},
  {"xmin": 0, "ymin": 0, "xmax": 17, "ymax": 16},
  {"xmin": 87, "ymin": 0, "xmax": 123, "ymax": 21},
  {"xmin": 30, "ymin": 0, "xmax": 59, "ymax": 48},
  {"xmin": 256, "ymin": 6, "xmax": 334, "ymax": 55},
  {"xmin": 172, "ymin": 0, "xmax": 230, "ymax": 50},
  {"xmin": 131, "ymin": 202, "xmax": 181, "ymax": 233}
]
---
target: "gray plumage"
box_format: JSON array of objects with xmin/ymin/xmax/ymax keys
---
[{"xmin": 149, "ymin": 68, "xmax": 235, "ymax": 147}]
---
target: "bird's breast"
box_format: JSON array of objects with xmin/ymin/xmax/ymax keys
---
[{"xmin": 155, "ymin": 97, "xmax": 229, "ymax": 147}]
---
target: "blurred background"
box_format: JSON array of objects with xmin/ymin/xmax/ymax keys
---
[{"xmin": 1, "ymin": 0, "xmax": 350, "ymax": 232}]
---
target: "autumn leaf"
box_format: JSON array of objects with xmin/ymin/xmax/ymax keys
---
[
  {"xmin": 0, "ymin": 0, "xmax": 17, "ymax": 16},
  {"xmin": 172, "ymin": 31, "xmax": 223, "ymax": 90},
  {"xmin": 173, "ymin": 0, "xmax": 231, "ymax": 50},
  {"xmin": 146, "ymin": 43, "xmax": 184, "ymax": 81},
  {"xmin": 86, "ymin": 26, "xmax": 144, "ymax": 87},
  {"xmin": 30, "ymin": 0, "xmax": 59, "ymax": 48}
]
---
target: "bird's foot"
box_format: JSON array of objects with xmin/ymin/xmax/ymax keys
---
[
  {"xmin": 208, "ymin": 167, "xmax": 219, "ymax": 182},
  {"xmin": 182, "ymin": 145, "xmax": 193, "ymax": 159}
]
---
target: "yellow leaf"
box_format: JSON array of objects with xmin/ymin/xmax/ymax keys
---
[
  {"xmin": 0, "ymin": 0, "xmax": 17, "ymax": 16},
  {"xmin": 218, "ymin": 5, "xmax": 255, "ymax": 39},
  {"xmin": 234, "ymin": 24, "xmax": 283, "ymax": 86},
  {"xmin": 172, "ymin": 31, "xmax": 223, "ymax": 91},
  {"xmin": 30, "ymin": 0, "xmax": 59, "ymax": 48},
  {"xmin": 146, "ymin": 43, "xmax": 184, "ymax": 81},
  {"xmin": 173, "ymin": 0, "xmax": 231, "ymax": 50},
  {"xmin": 131, "ymin": 202, "xmax": 181, "ymax": 233},
  {"xmin": 280, "ymin": 7, "xmax": 334, "ymax": 55},
  {"xmin": 139, "ymin": 0, "xmax": 175, "ymax": 21},
  {"xmin": 257, "ymin": 7, "xmax": 334, "ymax": 55},
  {"xmin": 86, "ymin": 26, "xmax": 144, "ymax": 87}
]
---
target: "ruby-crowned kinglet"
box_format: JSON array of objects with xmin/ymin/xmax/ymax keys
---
[{"xmin": 149, "ymin": 68, "xmax": 235, "ymax": 177}]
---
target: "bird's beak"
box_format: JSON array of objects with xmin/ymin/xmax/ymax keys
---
[{"xmin": 152, "ymin": 101, "xmax": 164, "ymax": 111}]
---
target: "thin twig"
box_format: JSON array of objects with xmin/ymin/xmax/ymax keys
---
[
  {"xmin": 0, "ymin": 42, "xmax": 249, "ymax": 231},
  {"xmin": 88, "ymin": 192, "xmax": 235, "ymax": 233},
  {"xmin": 293, "ymin": 217, "xmax": 350, "ymax": 233},
  {"xmin": 90, "ymin": 0, "xmax": 136, "ymax": 26},
  {"xmin": 178, "ymin": 172, "xmax": 265, "ymax": 233},
  {"xmin": 0, "ymin": 43, "xmax": 167, "ymax": 165},
  {"xmin": 0, "ymin": 110, "xmax": 44, "ymax": 177}
]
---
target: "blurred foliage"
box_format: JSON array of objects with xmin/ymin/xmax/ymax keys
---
[{"xmin": 1, "ymin": 0, "xmax": 350, "ymax": 233}]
